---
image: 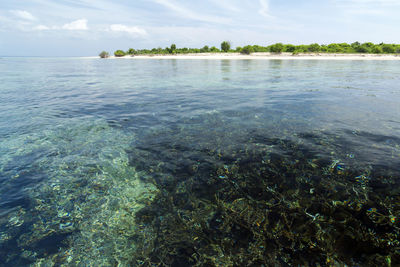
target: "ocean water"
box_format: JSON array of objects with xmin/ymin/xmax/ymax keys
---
[{"xmin": 0, "ymin": 58, "xmax": 400, "ymax": 266}]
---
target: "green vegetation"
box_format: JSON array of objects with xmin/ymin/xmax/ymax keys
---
[
  {"xmin": 210, "ymin": 46, "xmax": 220, "ymax": 52},
  {"xmin": 240, "ymin": 45, "xmax": 254, "ymax": 55},
  {"xmin": 308, "ymin": 43, "xmax": 321, "ymax": 52},
  {"xmin": 269, "ymin": 42, "xmax": 284, "ymax": 53},
  {"xmin": 169, "ymin": 44, "xmax": 177, "ymax": 54},
  {"xmin": 221, "ymin": 41, "xmax": 231, "ymax": 52},
  {"xmin": 114, "ymin": 50, "xmax": 126, "ymax": 57},
  {"xmin": 107, "ymin": 42, "xmax": 400, "ymax": 57},
  {"xmin": 99, "ymin": 51, "xmax": 110, "ymax": 58},
  {"xmin": 200, "ymin": 45, "xmax": 209, "ymax": 53},
  {"xmin": 284, "ymin": 44, "xmax": 296, "ymax": 53}
]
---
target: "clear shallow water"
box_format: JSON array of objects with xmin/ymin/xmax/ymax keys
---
[{"xmin": 0, "ymin": 58, "xmax": 400, "ymax": 266}]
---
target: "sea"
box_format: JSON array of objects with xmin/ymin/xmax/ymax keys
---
[{"xmin": 0, "ymin": 57, "xmax": 399, "ymax": 266}]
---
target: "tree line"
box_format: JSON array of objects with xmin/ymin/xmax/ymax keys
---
[{"xmin": 99, "ymin": 41, "xmax": 400, "ymax": 58}]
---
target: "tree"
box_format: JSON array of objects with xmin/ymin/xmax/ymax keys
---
[
  {"xmin": 200, "ymin": 45, "xmax": 209, "ymax": 53},
  {"xmin": 372, "ymin": 46, "xmax": 383, "ymax": 54},
  {"xmin": 221, "ymin": 41, "xmax": 231, "ymax": 52},
  {"xmin": 127, "ymin": 48, "xmax": 135, "ymax": 55},
  {"xmin": 296, "ymin": 45, "xmax": 308, "ymax": 52},
  {"xmin": 170, "ymin": 44, "xmax": 177, "ymax": 54},
  {"xmin": 355, "ymin": 45, "xmax": 369, "ymax": 53},
  {"xmin": 351, "ymin": 42, "xmax": 361, "ymax": 48},
  {"xmin": 327, "ymin": 43, "xmax": 342, "ymax": 53},
  {"xmin": 363, "ymin": 42, "xmax": 374, "ymax": 48},
  {"xmin": 382, "ymin": 44, "xmax": 395, "ymax": 53},
  {"xmin": 210, "ymin": 46, "xmax": 220, "ymax": 52},
  {"xmin": 320, "ymin": 45, "xmax": 328, "ymax": 52},
  {"xmin": 308, "ymin": 43, "xmax": 320, "ymax": 52},
  {"xmin": 252, "ymin": 45, "xmax": 268, "ymax": 52},
  {"xmin": 114, "ymin": 50, "xmax": 126, "ymax": 57},
  {"xmin": 99, "ymin": 51, "xmax": 110, "ymax": 58},
  {"xmin": 241, "ymin": 45, "xmax": 254, "ymax": 55},
  {"xmin": 284, "ymin": 44, "xmax": 296, "ymax": 52},
  {"xmin": 269, "ymin": 43, "xmax": 284, "ymax": 53}
]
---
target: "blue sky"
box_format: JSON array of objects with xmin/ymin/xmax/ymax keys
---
[{"xmin": 0, "ymin": 0, "xmax": 399, "ymax": 56}]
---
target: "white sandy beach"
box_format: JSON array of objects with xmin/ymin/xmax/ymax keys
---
[{"xmin": 93, "ymin": 52, "xmax": 400, "ymax": 60}]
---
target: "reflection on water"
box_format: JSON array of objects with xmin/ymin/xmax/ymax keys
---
[{"xmin": 0, "ymin": 58, "xmax": 400, "ymax": 266}]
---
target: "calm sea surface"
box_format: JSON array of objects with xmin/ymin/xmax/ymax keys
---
[{"xmin": 1, "ymin": 58, "xmax": 400, "ymax": 266}]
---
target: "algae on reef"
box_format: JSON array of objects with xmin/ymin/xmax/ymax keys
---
[
  {"xmin": 2, "ymin": 114, "xmax": 399, "ymax": 266},
  {"xmin": 129, "ymin": 123, "xmax": 400, "ymax": 266}
]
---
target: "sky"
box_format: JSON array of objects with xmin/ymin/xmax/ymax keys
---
[{"xmin": 0, "ymin": 0, "xmax": 399, "ymax": 56}]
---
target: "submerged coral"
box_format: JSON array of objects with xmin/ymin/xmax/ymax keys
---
[
  {"xmin": 1, "ymin": 113, "xmax": 399, "ymax": 266},
  {"xmin": 128, "ymin": 115, "xmax": 400, "ymax": 266},
  {"xmin": 0, "ymin": 120, "xmax": 158, "ymax": 266}
]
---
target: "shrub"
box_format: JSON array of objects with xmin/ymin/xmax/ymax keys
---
[
  {"xmin": 320, "ymin": 45, "xmax": 328, "ymax": 52},
  {"xmin": 363, "ymin": 42, "xmax": 374, "ymax": 48},
  {"xmin": 114, "ymin": 50, "xmax": 126, "ymax": 57},
  {"xmin": 284, "ymin": 44, "xmax": 296, "ymax": 52},
  {"xmin": 252, "ymin": 45, "xmax": 268, "ymax": 52},
  {"xmin": 327, "ymin": 44, "xmax": 342, "ymax": 53},
  {"xmin": 356, "ymin": 46, "xmax": 369, "ymax": 53},
  {"xmin": 210, "ymin": 46, "xmax": 220, "ymax": 52},
  {"xmin": 240, "ymin": 45, "xmax": 254, "ymax": 55},
  {"xmin": 99, "ymin": 51, "xmax": 110, "ymax": 58},
  {"xmin": 382, "ymin": 44, "xmax": 395, "ymax": 53},
  {"xmin": 295, "ymin": 45, "xmax": 308, "ymax": 53},
  {"xmin": 351, "ymin": 42, "xmax": 361, "ymax": 48},
  {"xmin": 308, "ymin": 43, "xmax": 320, "ymax": 52},
  {"xmin": 372, "ymin": 46, "xmax": 383, "ymax": 54},
  {"xmin": 269, "ymin": 43, "xmax": 284, "ymax": 53},
  {"xmin": 200, "ymin": 45, "xmax": 209, "ymax": 53}
]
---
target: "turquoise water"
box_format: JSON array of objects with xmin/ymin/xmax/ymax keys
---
[{"xmin": 0, "ymin": 58, "xmax": 400, "ymax": 266}]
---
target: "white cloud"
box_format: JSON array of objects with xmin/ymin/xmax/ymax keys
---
[
  {"xmin": 34, "ymin": 25, "xmax": 50, "ymax": 30},
  {"xmin": 33, "ymin": 19, "xmax": 89, "ymax": 31},
  {"xmin": 10, "ymin": 10, "xmax": 37, "ymax": 21},
  {"xmin": 259, "ymin": 0, "xmax": 270, "ymax": 17},
  {"xmin": 109, "ymin": 24, "xmax": 147, "ymax": 35},
  {"xmin": 62, "ymin": 19, "xmax": 88, "ymax": 30}
]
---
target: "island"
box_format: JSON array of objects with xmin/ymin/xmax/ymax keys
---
[{"xmin": 99, "ymin": 41, "xmax": 400, "ymax": 60}]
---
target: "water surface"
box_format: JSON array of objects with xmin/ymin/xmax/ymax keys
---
[{"xmin": 1, "ymin": 58, "xmax": 400, "ymax": 266}]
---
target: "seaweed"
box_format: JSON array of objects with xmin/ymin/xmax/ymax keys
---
[{"xmin": 130, "ymin": 131, "xmax": 400, "ymax": 266}]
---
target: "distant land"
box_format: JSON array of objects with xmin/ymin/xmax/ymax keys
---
[{"xmin": 99, "ymin": 42, "xmax": 400, "ymax": 58}]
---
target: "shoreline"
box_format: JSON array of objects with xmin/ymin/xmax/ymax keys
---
[{"xmin": 92, "ymin": 52, "xmax": 400, "ymax": 60}]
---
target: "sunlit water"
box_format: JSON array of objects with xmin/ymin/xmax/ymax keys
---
[{"xmin": 0, "ymin": 58, "xmax": 400, "ymax": 266}]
